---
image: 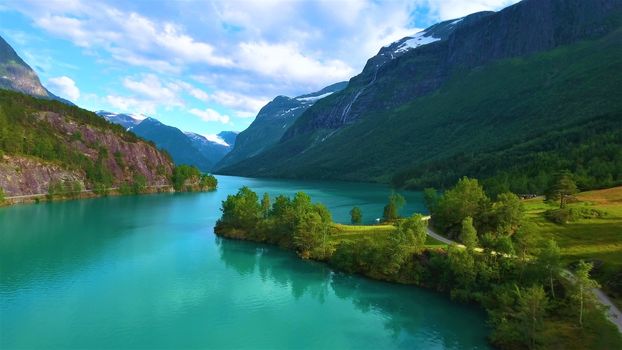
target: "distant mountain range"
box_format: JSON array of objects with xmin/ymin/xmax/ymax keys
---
[
  {"xmin": 97, "ymin": 111, "xmax": 236, "ymax": 172},
  {"xmin": 216, "ymin": 0, "xmax": 622, "ymax": 194}
]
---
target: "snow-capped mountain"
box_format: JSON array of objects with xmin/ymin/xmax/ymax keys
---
[
  {"xmin": 96, "ymin": 111, "xmax": 237, "ymax": 172},
  {"xmin": 97, "ymin": 111, "xmax": 144, "ymax": 130}
]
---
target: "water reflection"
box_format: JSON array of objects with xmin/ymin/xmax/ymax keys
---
[{"xmin": 216, "ymin": 238, "xmax": 491, "ymax": 349}]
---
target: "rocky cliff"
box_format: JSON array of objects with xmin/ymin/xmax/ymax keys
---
[{"xmin": 0, "ymin": 91, "xmax": 174, "ymax": 197}]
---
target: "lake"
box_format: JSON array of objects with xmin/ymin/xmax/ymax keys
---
[{"xmin": 0, "ymin": 175, "xmax": 490, "ymax": 349}]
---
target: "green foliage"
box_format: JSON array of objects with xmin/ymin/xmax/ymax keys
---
[
  {"xmin": 219, "ymin": 186, "xmax": 262, "ymax": 233},
  {"xmin": 199, "ymin": 174, "xmax": 218, "ymax": 191},
  {"xmin": 490, "ymin": 192, "xmax": 524, "ymax": 235},
  {"xmin": 544, "ymin": 207, "xmax": 606, "ymax": 224},
  {"xmin": 0, "ymin": 186, "xmax": 5, "ymax": 203},
  {"xmin": 118, "ymin": 182, "xmax": 133, "ymax": 195},
  {"xmin": 460, "ymin": 217, "xmax": 478, "ymax": 251},
  {"xmin": 382, "ymin": 192, "xmax": 405, "ymax": 222},
  {"xmin": 423, "ymin": 188, "xmax": 439, "ymax": 212},
  {"xmin": 222, "ymin": 29, "xmax": 622, "ymax": 196},
  {"xmin": 171, "ymin": 165, "xmax": 201, "ymax": 191},
  {"xmin": 213, "ymin": 185, "xmax": 622, "ymax": 350},
  {"xmin": 46, "ymin": 179, "xmax": 84, "ymax": 199},
  {"xmin": 516, "ymin": 285, "xmax": 548, "ymax": 349},
  {"xmin": 537, "ymin": 240, "xmax": 562, "ymax": 298},
  {"xmin": 546, "ymin": 171, "xmax": 579, "ymax": 208},
  {"xmin": 349, "ymin": 206, "xmax": 362, "ymax": 224},
  {"xmin": 432, "ymin": 177, "xmax": 489, "ymax": 238},
  {"xmin": 398, "ymin": 214, "xmax": 428, "ymax": 251},
  {"xmin": 261, "ymin": 193, "xmax": 271, "ymax": 218},
  {"xmin": 0, "ymin": 89, "xmax": 149, "ymax": 187},
  {"xmin": 131, "ymin": 174, "xmax": 146, "ymax": 194},
  {"xmin": 572, "ymin": 260, "xmax": 601, "ymax": 327},
  {"xmin": 216, "ymin": 187, "xmax": 332, "ymax": 258}
]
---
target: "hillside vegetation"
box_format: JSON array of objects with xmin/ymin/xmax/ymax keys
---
[
  {"xmin": 0, "ymin": 89, "xmax": 174, "ymax": 197},
  {"xmin": 219, "ymin": 27, "xmax": 622, "ymax": 195},
  {"xmin": 523, "ymin": 186, "xmax": 622, "ymax": 308},
  {"xmin": 214, "ymin": 182, "xmax": 622, "ymax": 349}
]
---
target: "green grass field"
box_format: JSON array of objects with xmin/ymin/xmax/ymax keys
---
[
  {"xmin": 329, "ymin": 223, "xmax": 446, "ymax": 247},
  {"xmin": 524, "ymin": 186, "xmax": 622, "ymax": 308}
]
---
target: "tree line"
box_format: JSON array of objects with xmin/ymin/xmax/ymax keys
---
[{"xmin": 215, "ymin": 180, "xmax": 619, "ymax": 349}]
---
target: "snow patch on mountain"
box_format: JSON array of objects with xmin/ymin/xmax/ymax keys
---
[
  {"xmin": 394, "ymin": 31, "xmax": 441, "ymax": 54},
  {"xmin": 185, "ymin": 131, "xmax": 230, "ymax": 147},
  {"xmin": 296, "ymin": 91, "xmax": 334, "ymax": 102}
]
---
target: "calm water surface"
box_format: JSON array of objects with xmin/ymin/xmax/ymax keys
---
[{"xmin": 0, "ymin": 175, "xmax": 490, "ymax": 349}]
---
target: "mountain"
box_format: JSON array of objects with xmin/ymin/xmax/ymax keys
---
[
  {"xmin": 184, "ymin": 131, "xmax": 236, "ymax": 168},
  {"xmin": 0, "ymin": 36, "xmax": 72, "ymax": 104},
  {"xmin": 215, "ymin": 81, "xmax": 347, "ymax": 170},
  {"xmin": 217, "ymin": 0, "xmax": 622, "ymax": 194},
  {"xmin": 97, "ymin": 111, "xmax": 143, "ymax": 129},
  {"xmin": 127, "ymin": 117, "xmax": 215, "ymax": 172},
  {"xmin": 217, "ymin": 131, "xmax": 238, "ymax": 147},
  {"xmin": 97, "ymin": 111, "xmax": 236, "ymax": 172},
  {"xmin": 0, "ymin": 90, "xmax": 174, "ymax": 197},
  {"xmin": 0, "ymin": 36, "xmax": 174, "ymax": 197}
]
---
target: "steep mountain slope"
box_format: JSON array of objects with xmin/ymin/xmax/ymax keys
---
[
  {"xmin": 215, "ymin": 81, "xmax": 346, "ymax": 170},
  {"xmin": 97, "ymin": 111, "xmax": 235, "ymax": 172},
  {"xmin": 218, "ymin": 0, "xmax": 622, "ymax": 193},
  {"xmin": 217, "ymin": 131, "xmax": 238, "ymax": 147},
  {"xmin": 0, "ymin": 36, "xmax": 72, "ymax": 104},
  {"xmin": 129, "ymin": 118, "xmax": 214, "ymax": 172},
  {"xmin": 0, "ymin": 90, "xmax": 174, "ymax": 197},
  {"xmin": 185, "ymin": 131, "xmax": 235, "ymax": 168}
]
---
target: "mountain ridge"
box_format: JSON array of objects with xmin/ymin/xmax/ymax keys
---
[{"xmin": 217, "ymin": 0, "xmax": 622, "ymax": 194}]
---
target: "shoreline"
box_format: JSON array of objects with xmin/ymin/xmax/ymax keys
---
[{"xmin": 1, "ymin": 184, "xmax": 218, "ymax": 207}]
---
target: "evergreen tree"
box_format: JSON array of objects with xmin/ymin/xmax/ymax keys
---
[
  {"xmin": 546, "ymin": 172, "xmax": 578, "ymax": 208},
  {"xmin": 350, "ymin": 206, "xmax": 362, "ymax": 224},
  {"xmin": 460, "ymin": 216, "xmax": 479, "ymax": 251},
  {"xmin": 382, "ymin": 192, "xmax": 405, "ymax": 222}
]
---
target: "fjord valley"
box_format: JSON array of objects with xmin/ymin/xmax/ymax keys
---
[
  {"xmin": 217, "ymin": 0, "xmax": 622, "ymax": 196},
  {"xmin": 1, "ymin": 0, "xmax": 622, "ymax": 349}
]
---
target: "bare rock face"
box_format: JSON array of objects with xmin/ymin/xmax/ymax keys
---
[
  {"xmin": 0, "ymin": 111, "xmax": 174, "ymax": 197},
  {"xmin": 0, "ymin": 155, "xmax": 82, "ymax": 196}
]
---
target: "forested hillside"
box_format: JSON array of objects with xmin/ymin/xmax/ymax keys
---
[
  {"xmin": 217, "ymin": 0, "xmax": 622, "ymax": 195},
  {"xmin": 0, "ymin": 89, "xmax": 174, "ymax": 196}
]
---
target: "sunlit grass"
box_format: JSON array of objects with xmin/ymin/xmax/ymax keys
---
[{"xmin": 524, "ymin": 186, "xmax": 622, "ymax": 308}]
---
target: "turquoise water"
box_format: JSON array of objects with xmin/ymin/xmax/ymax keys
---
[{"xmin": 0, "ymin": 175, "xmax": 490, "ymax": 349}]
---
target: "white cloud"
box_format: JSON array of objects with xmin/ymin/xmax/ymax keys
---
[
  {"xmin": 189, "ymin": 108, "xmax": 230, "ymax": 124},
  {"xmin": 14, "ymin": 1, "xmax": 232, "ymax": 74},
  {"xmin": 123, "ymin": 74, "xmax": 178, "ymax": 102},
  {"xmin": 105, "ymin": 95, "xmax": 156, "ymax": 115},
  {"xmin": 210, "ymin": 91, "xmax": 268, "ymax": 117},
  {"xmin": 236, "ymin": 41, "xmax": 354, "ymax": 86},
  {"xmin": 419, "ymin": 0, "xmax": 521, "ymax": 20},
  {"xmin": 47, "ymin": 76, "xmax": 80, "ymax": 101}
]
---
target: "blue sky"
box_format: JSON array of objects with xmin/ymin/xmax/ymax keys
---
[{"xmin": 0, "ymin": 0, "xmax": 519, "ymax": 137}]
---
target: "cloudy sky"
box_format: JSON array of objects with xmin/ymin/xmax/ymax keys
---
[{"xmin": 0, "ymin": 0, "xmax": 519, "ymax": 136}]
